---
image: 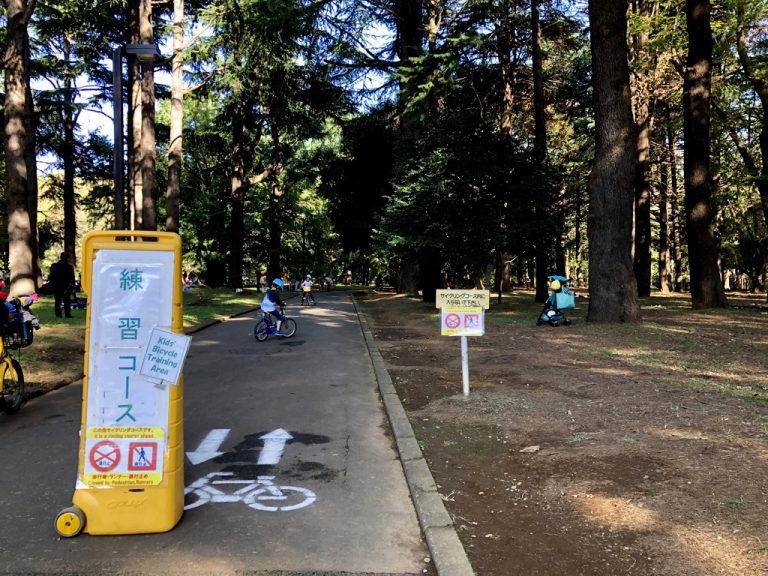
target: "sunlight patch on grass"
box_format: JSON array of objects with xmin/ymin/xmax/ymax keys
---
[
  {"xmin": 687, "ymin": 378, "xmax": 768, "ymax": 403},
  {"xmin": 722, "ymin": 498, "xmax": 748, "ymax": 508}
]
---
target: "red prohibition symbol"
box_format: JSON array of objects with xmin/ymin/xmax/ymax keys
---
[
  {"xmin": 89, "ymin": 440, "xmax": 121, "ymax": 472},
  {"xmin": 445, "ymin": 313, "xmax": 461, "ymax": 329}
]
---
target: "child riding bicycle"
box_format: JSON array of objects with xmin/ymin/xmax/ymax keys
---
[
  {"xmin": 261, "ymin": 279, "xmax": 287, "ymax": 335},
  {"xmin": 300, "ymin": 275, "xmax": 315, "ymax": 305}
]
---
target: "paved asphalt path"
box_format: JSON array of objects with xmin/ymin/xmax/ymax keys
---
[{"xmin": 0, "ymin": 290, "xmax": 430, "ymax": 575}]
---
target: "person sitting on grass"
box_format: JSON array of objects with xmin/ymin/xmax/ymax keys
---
[{"xmin": 261, "ymin": 278, "xmax": 287, "ymax": 335}]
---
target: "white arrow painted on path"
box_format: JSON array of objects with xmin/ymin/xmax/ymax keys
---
[
  {"xmin": 186, "ymin": 428, "xmax": 230, "ymax": 465},
  {"xmin": 258, "ymin": 428, "xmax": 293, "ymax": 465}
]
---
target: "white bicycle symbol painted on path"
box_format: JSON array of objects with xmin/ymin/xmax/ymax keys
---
[{"xmin": 184, "ymin": 472, "xmax": 317, "ymax": 512}]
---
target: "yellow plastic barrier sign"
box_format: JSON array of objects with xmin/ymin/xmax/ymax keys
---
[{"xmin": 55, "ymin": 231, "xmax": 185, "ymax": 537}]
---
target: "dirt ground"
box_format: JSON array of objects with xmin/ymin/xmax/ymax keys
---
[{"xmin": 356, "ymin": 290, "xmax": 768, "ymax": 576}]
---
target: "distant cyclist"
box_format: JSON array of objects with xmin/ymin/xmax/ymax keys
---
[
  {"xmin": 261, "ymin": 279, "xmax": 287, "ymax": 335},
  {"xmin": 301, "ymin": 275, "xmax": 316, "ymax": 305}
]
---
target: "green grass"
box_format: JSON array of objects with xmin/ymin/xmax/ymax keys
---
[
  {"xmin": 26, "ymin": 286, "xmax": 265, "ymax": 330},
  {"xmin": 687, "ymin": 378, "xmax": 768, "ymax": 404},
  {"xmin": 181, "ymin": 286, "xmax": 263, "ymax": 327}
]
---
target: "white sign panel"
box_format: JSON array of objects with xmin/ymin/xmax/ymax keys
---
[
  {"xmin": 140, "ymin": 327, "xmax": 190, "ymax": 385},
  {"xmin": 436, "ymin": 290, "xmax": 490, "ymax": 309},
  {"xmin": 440, "ymin": 306, "xmax": 485, "ymax": 336},
  {"xmin": 83, "ymin": 249, "xmax": 175, "ymax": 486}
]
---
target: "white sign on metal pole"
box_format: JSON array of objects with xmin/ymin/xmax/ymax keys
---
[{"xmin": 439, "ymin": 305, "xmax": 485, "ymax": 397}]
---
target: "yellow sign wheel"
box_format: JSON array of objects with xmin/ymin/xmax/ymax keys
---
[{"xmin": 54, "ymin": 506, "xmax": 85, "ymax": 538}]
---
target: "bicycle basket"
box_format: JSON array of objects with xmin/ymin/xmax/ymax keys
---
[{"xmin": 2, "ymin": 319, "xmax": 34, "ymax": 349}]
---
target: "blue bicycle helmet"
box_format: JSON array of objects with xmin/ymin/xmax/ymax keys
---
[
  {"xmin": 306, "ymin": 274, "xmax": 312, "ymax": 279},
  {"xmin": 272, "ymin": 278, "xmax": 284, "ymax": 289}
]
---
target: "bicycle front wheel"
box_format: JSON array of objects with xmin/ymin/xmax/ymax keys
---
[
  {"xmin": 254, "ymin": 320, "xmax": 269, "ymax": 342},
  {"xmin": 1, "ymin": 357, "xmax": 24, "ymax": 414},
  {"xmin": 243, "ymin": 485, "xmax": 316, "ymax": 512},
  {"xmin": 281, "ymin": 318, "xmax": 297, "ymax": 338}
]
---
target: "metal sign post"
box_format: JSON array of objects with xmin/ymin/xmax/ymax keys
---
[
  {"xmin": 460, "ymin": 335, "xmax": 470, "ymax": 396},
  {"xmin": 437, "ymin": 290, "xmax": 490, "ymax": 397}
]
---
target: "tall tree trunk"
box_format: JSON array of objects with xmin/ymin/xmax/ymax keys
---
[
  {"xmin": 267, "ymin": 174, "xmax": 284, "ymax": 282},
  {"xmin": 574, "ymin": 186, "xmax": 585, "ymax": 287},
  {"xmin": 394, "ymin": 0, "xmax": 424, "ymax": 296},
  {"xmin": 4, "ymin": 0, "xmax": 37, "ymax": 296},
  {"xmin": 165, "ymin": 0, "xmax": 183, "ymax": 234},
  {"xmin": 128, "ymin": 0, "xmax": 142, "ymax": 230},
  {"xmin": 671, "ymin": 192, "xmax": 684, "ymax": 292},
  {"xmin": 633, "ymin": 104, "xmax": 653, "ymax": 296},
  {"xmin": 659, "ymin": 160, "xmax": 670, "ymax": 293},
  {"xmin": 658, "ymin": 108, "xmax": 672, "ymax": 293},
  {"xmin": 418, "ymin": 248, "xmax": 441, "ymax": 303},
  {"xmin": 227, "ymin": 100, "xmax": 253, "ymax": 289},
  {"xmin": 532, "ymin": 0, "xmax": 551, "ymax": 302},
  {"xmin": 495, "ymin": 0, "xmax": 516, "ymax": 299},
  {"xmin": 683, "ymin": 0, "xmax": 727, "ymax": 308},
  {"xmin": 586, "ymin": 0, "xmax": 640, "ymax": 322},
  {"xmin": 140, "ymin": 0, "xmax": 157, "ymax": 230},
  {"xmin": 494, "ymin": 250, "xmax": 511, "ymax": 302},
  {"xmin": 735, "ymin": 5, "xmax": 768, "ymax": 236},
  {"xmin": 266, "ymin": 125, "xmax": 284, "ymax": 282},
  {"xmin": 664, "ymin": 116, "xmax": 684, "ymax": 292},
  {"xmin": 735, "ymin": 5, "xmax": 768, "ymax": 302},
  {"xmin": 397, "ymin": 259, "xmax": 419, "ymax": 295},
  {"xmin": 631, "ymin": 0, "xmax": 653, "ymax": 297},
  {"xmin": 62, "ymin": 37, "xmax": 77, "ymax": 262},
  {"xmin": 555, "ymin": 186, "xmax": 567, "ymax": 275},
  {"xmin": 24, "ymin": 28, "xmax": 40, "ymax": 280},
  {"xmin": 498, "ymin": 0, "xmax": 514, "ymax": 136},
  {"xmin": 531, "ymin": 0, "xmax": 546, "ymax": 160}
]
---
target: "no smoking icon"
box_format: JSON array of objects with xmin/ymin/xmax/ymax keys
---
[{"xmin": 89, "ymin": 440, "xmax": 121, "ymax": 472}]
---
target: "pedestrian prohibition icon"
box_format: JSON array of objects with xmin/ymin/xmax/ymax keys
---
[{"xmin": 89, "ymin": 440, "xmax": 121, "ymax": 472}]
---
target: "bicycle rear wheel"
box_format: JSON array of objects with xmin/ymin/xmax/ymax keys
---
[
  {"xmin": 254, "ymin": 320, "xmax": 269, "ymax": 342},
  {"xmin": 1, "ymin": 357, "xmax": 24, "ymax": 414},
  {"xmin": 281, "ymin": 318, "xmax": 297, "ymax": 338}
]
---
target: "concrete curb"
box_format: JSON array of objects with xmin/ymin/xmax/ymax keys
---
[{"xmin": 352, "ymin": 298, "xmax": 475, "ymax": 576}]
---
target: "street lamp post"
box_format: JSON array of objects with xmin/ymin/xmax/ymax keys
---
[
  {"xmin": 112, "ymin": 47, "xmax": 124, "ymax": 230},
  {"xmin": 112, "ymin": 43, "xmax": 161, "ymax": 231}
]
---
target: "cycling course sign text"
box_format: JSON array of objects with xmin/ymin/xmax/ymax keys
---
[
  {"xmin": 82, "ymin": 248, "xmax": 176, "ymax": 488},
  {"xmin": 83, "ymin": 426, "xmax": 165, "ymax": 486},
  {"xmin": 441, "ymin": 306, "xmax": 484, "ymax": 336}
]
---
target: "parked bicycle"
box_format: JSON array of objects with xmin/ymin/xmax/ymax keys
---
[
  {"xmin": 254, "ymin": 307, "xmax": 297, "ymax": 341},
  {"xmin": 185, "ymin": 472, "xmax": 316, "ymax": 512},
  {"xmin": 0, "ymin": 294, "xmax": 39, "ymax": 414}
]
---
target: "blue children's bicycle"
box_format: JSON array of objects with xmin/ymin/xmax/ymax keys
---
[{"xmin": 254, "ymin": 309, "xmax": 297, "ymax": 341}]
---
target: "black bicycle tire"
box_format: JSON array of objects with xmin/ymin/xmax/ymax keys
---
[
  {"xmin": 282, "ymin": 318, "xmax": 297, "ymax": 338},
  {"xmin": 254, "ymin": 320, "xmax": 269, "ymax": 342},
  {"xmin": 1, "ymin": 357, "xmax": 24, "ymax": 414}
]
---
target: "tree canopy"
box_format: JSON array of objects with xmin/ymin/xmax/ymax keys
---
[{"xmin": 2, "ymin": 0, "xmax": 767, "ymax": 314}]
